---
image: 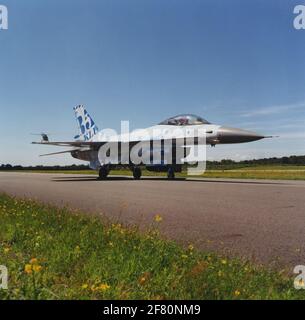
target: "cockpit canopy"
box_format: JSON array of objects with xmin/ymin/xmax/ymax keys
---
[{"xmin": 159, "ymin": 114, "xmax": 210, "ymax": 126}]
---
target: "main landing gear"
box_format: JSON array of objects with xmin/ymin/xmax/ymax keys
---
[
  {"xmin": 167, "ymin": 167, "xmax": 175, "ymax": 180},
  {"xmin": 132, "ymin": 166, "xmax": 142, "ymax": 180},
  {"xmin": 98, "ymin": 166, "xmax": 109, "ymax": 180}
]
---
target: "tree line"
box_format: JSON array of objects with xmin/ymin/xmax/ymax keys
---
[{"xmin": 1, "ymin": 155, "xmax": 305, "ymax": 171}]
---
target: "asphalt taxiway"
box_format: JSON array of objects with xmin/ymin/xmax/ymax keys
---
[{"xmin": 1, "ymin": 172, "xmax": 305, "ymax": 268}]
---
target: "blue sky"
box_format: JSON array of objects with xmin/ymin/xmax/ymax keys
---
[{"xmin": 0, "ymin": 0, "xmax": 305, "ymax": 165}]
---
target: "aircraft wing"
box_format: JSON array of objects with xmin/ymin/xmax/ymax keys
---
[
  {"xmin": 32, "ymin": 137, "xmax": 204, "ymax": 148},
  {"xmin": 31, "ymin": 140, "xmax": 142, "ymax": 151}
]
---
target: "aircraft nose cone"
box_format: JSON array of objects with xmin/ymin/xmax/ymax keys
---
[{"xmin": 218, "ymin": 127, "xmax": 265, "ymax": 144}]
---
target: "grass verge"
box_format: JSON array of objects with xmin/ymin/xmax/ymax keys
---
[
  {"xmin": 7, "ymin": 165, "xmax": 305, "ymax": 180},
  {"xmin": 0, "ymin": 193, "xmax": 303, "ymax": 300}
]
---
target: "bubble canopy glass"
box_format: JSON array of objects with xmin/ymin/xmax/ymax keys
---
[{"xmin": 158, "ymin": 114, "xmax": 210, "ymax": 126}]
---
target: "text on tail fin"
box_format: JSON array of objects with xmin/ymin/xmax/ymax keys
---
[{"xmin": 73, "ymin": 105, "xmax": 99, "ymax": 141}]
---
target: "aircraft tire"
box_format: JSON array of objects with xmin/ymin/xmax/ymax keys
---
[
  {"xmin": 98, "ymin": 166, "xmax": 109, "ymax": 180},
  {"xmin": 133, "ymin": 167, "xmax": 142, "ymax": 180},
  {"xmin": 167, "ymin": 167, "xmax": 175, "ymax": 180}
]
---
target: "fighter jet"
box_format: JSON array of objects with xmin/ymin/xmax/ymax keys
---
[{"xmin": 32, "ymin": 105, "xmax": 270, "ymax": 179}]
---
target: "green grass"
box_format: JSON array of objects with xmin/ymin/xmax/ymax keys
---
[
  {"xmin": 200, "ymin": 170, "xmax": 305, "ymax": 180},
  {"xmin": 9, "ymin": 165, "xmax": 305, "ymax": 180},
  {"xmin": 0, "ymin": 194, "xmax": 304, "ymax": 300}
]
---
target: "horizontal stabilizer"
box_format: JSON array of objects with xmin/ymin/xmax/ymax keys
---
[
  {"xmin": 32, "ymin": 141, "xmax": 100, "ymax": 147},
  {"xmin": 39, "ymin": 149, "xmax": 80, "ymax": 157}
]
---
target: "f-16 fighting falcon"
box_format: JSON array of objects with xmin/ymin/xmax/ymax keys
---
[{"xmin": 32, "ymin": 105, "xmax": 271, "ymax": 180}]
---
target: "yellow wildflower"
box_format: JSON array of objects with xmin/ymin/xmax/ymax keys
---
[
  {"xmin": 234, "ymin": 290, "xmax": 241, "ymax": 296},
  {"xmin": 3, "ymin": 247, "xmax": 10, "ymax": 254},
  {"xmin": 24, "ymin": 264, "xmax": 33, "ymax": 274},
  {"xmin": 221, "ymin": 259, "xmax": 227, "ymax": 265},
  {"xmin": 188, "ymin": 244, "xmax": 194, "ymax": 251},
  {"xmin": 32, "ymin": 264, "xmax": 42, "ymax": 273},
  {"xmin": 97, "ymin": 283, "xmax": 110, "ymax": 291},
  {"xmin": 81, "ymin": 284, "xmax": 89, "ymax": 290},
  {"xmin": 30, "ymin": 258, "xmax": 38, "ymax": 264},
  {"xmin": 138, "ymin": 272, "xmax": 151, "ymax": 285},
  {"xmin": 154, "ymin": 214, "xmax": 163, "ymax": 222},
  {"xmin": 181, "ymin": 254, "xmax": 188, "ymax": 259}
]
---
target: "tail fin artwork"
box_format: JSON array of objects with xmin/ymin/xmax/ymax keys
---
[{"xmin": 73, "ymin": 105, "xmax": 99, "ymax": 141}]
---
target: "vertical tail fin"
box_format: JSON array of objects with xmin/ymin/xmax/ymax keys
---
[{"xmin": 73, "ymin": 105, "xmax": 99, "ymax": 141}]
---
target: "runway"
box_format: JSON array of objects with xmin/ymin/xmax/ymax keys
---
[{"xmin": 1, "ymin": 172, "xmax": 305, "ymax": 268}]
